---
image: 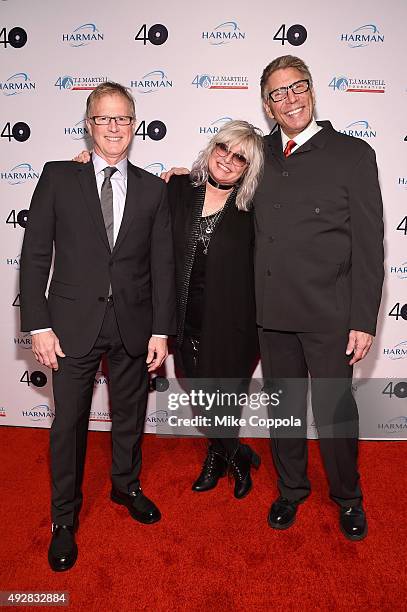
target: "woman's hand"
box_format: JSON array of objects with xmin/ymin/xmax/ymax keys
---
[{"xmin": 73, "ymin": 150, "xmax": 92, "ymax": 163}]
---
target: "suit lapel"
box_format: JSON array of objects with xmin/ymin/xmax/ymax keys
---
[
  {"xmin": 265, "ymin": 130, "xmax": 285, "ymax": 170},
  {"xmin": 266, "ymin": 129, "xmax": 284, "ymax": 158},
  {"xmin": 77, "ymin": 161, "xmax": 110, "ymax": 252},
  {"xmin": 113, "ymin": 161, "xmax": 141, "ymax": 254}
]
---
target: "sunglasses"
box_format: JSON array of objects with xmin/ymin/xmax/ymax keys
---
[{"xmin": 214, "ymin": 142, "xmax": 249, "ymax": 167}]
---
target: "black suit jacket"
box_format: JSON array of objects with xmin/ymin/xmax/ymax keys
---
[
  {"xmin": 20, "ymin": 160, "xmax": 176, "ymax": 357},
  {"xmin": 253, "ymin": 121, "xmax": 384, "ymax": 335}
]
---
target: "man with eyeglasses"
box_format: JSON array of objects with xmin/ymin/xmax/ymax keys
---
[
  {"xmin": 255, "ymin": 55, "xmax": 384, "ymax": 540},
  {"xmin": 19, "ymin": 81, "xmax": 176, "ymax": 570}
]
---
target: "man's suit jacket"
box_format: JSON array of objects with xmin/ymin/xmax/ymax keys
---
[
  {"xmin": 253, "ymin": 121, "xmax": 384, "ymax": 336},
  {"xmin": 20, "ymin": 160, "xmax": 176, "ymax": 357}
]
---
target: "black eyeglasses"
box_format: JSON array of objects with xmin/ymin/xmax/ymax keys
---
[
  {"xmin": 91, "ymin": 116, "xmax": 134, "ymax": 125},
  {"xmin": 215, "ymin": 142, "xmax": 249, "ymax": 167},
  {"xmin": 267, "ymin": 79, "xmax": 310, "ymax": 103}
]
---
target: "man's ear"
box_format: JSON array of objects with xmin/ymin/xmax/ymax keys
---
[
  {"xmin": 85, "ymin": 117, "xmax": 93, "ymax": 138},
  {"xmin": 311, "ymin": 88, "xmax": 316, "ymax": 110},
  {"xmin": 263, "ymin": 100, "xmax": 274, "ymax": 120}
]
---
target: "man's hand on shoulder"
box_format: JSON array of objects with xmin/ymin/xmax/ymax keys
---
[
  {"xmin": 146, "ymin": 336, "xmax": 168, "ymax": 372},
  {"xmin": 31, "ymin": 330, "xmax": 66, "ymax": 370},
  {"xmin": 160, "ymin": 167, "xmax": 190, "ymax": 183},
  {"xmin": 346, "ymin": 330, "xmax": 373, "ymax": 366}
]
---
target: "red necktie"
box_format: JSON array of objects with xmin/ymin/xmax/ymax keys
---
[{"xmin": 284, "ymin": 139, "xmax": 297, "ymax": 157}]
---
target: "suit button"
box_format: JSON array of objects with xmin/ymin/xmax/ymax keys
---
[
  {"xmin": 269, "ymin": 236, "xmax": 274, "ymax": 242},
  {"xmin": 267, "ymin": 270, "xmax": 271, "ymax": 276},
  {"xmin": 282, "ymin": 171, "xmax": 289, "ymax": 177},
  {"xmin": 273, "ymin": 204, "xmax": 281, "ymax": 209},
  {"xmin": 315, "ymin": 207, "xmax": 320, "ymax": 214},
  {"xmin": 98, "ymin": 297, "xmax": 105, "ymax": 302}
]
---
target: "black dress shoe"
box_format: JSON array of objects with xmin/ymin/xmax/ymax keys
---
[
  {"xmin": 192, "ymin": 445, "xmax": 228, "ymax": 492},
  {"xmin": 48, "ymin": 524, "xmax": 78, "ymax": 572},
  {"xmin": 339, "ymin": 505, "xmax": 367, "ymax": 541},
  {"xmin": 110, "ymin": 487, "xmax": 161, "ymax": 524},
  {"xmin": 228, "ymin": 443, "xmax": 261, "ymax": 499},
  {"xmin": 268, "ymin": 497, "xmax": 300, "ymax": 530}
]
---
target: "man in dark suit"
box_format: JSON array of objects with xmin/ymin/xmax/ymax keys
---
[
  {"xmin": 19, "ymin": 82, "xmax": 176, "ymax": 571},
  {"xmin": 256, "ymin": 56, "xmax": 384, "ymax": 540}
]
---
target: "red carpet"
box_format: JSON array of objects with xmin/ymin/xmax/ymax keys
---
[{"xmin": 0, "ymin": 428, "xmax": 406, "ymax": 611}]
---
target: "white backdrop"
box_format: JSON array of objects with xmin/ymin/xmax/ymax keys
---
[{"xmin": 1, "ymin": 0, "xmax": 406, "ymax": 438}]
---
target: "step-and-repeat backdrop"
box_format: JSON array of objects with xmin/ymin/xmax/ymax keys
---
[{"xmin": 1, "ymin": 0, "xmax": 406, "ymax": 439}]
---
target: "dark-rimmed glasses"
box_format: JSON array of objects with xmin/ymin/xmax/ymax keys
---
[
  {"xmin": 215, "ymin": 142, "xmax": 249, "ymax": 167},
  {"xmin": 91, "ymin": 116, "xmax": 134, "ymax": 125},
  {"xmin": 267, "ymin": 79, "xmax": 310, "ymax": 103}
]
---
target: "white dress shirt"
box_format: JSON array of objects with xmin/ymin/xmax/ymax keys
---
[
  {"xmin": 280, "ymin": 117, "xmax": 322, "ymax": 153},
  {"xmin": 32, "ymin": 153, "xmax": 166, "ymax": 338}
]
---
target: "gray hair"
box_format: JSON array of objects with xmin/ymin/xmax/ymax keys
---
[
  {"xmin": 190, "ymin": 120, "xmax": 264, "ymax": 211},
  {"xmin": 260, "ymin": 55, "xmax": 313, "ymax": 101},
  {"xmin": 86, "ymin": 81, "xmax": 136, "ymax": 117}
]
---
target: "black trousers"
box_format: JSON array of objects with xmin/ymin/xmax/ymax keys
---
[
  {"xmin": 180, "ymin": 335, "xmax": 240, "ymax": 456},
  {"xmin": 259, "ymin": 327, "xmax": 362, "ymax": 507},
  {"xmin": 50, "ymin": 301, "xmax": 148, "ymax": 525}
]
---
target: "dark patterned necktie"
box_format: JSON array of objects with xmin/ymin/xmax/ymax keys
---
[
  {"xmin": 100, "ymin": 166, "xmax": 118, "ymax": 250},
  {"xmin": 284, "ymin": 139, "xmax": 297, "ymax": 158}
]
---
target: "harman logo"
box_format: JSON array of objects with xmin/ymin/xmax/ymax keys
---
[
  {"xmin": 378, "ymin": 416, "xmax": 407, "ymax": 433},
  {"xmin": 202, "ymin": 21, "xmax": 246, "ymax": 45},
  {"xmin": 6, "ymin": 254, "xmax": 20, "ymax": 269},
  {"xmin": 340, "ymin": 120, "xmax": 376, "ymax": 139},
  {"xmin": 14, "ymin": 332, "xmax": 32, "ymax": 350},
  {"xmin": 340, "ymin": 24, "xmax": 384, "ymax": 48},
  {"xmin": 62, "ymin": 23, "xmax": 104, "ymax": 47},
  {"xmin": 199, "ymin": 116, "xmax": 233, "ymax": 135},
  {"xmin": 144, "ymin": 163, "xmax": 166, "ymax": 176},
  {"xmin": 130, "ymin": 70, "xmax": 173, "ymax": 94},
  {"xmin": 0, "ymin": 407, "xmax": 5, "ymax": 418},
  {"xmin": 146, "ymin": 409, "xmax": 168, "ymax": 425},
  {"xmin": 383, "ymin": 341, "xmax": 407, "ymax": 360},
  {"xmin": 55, "ymin": 75, "xmax": 108, "ymax": 91},
  {"xmin": 89, "ymin": 409, "xmax": 111, "ymax": 422},
  {"xmin": 192, "ymin": 74, "xmax": 248, "ymax": 90},
  {"xmin": 64, "ymin": 119, "xmax": 90, "ymax": 141},
  {"xmin": 22, "ymin": 404, "xmax": 55, "ymax": 422},
  {"xmin": 390, "ymin": 262, "xmax": 407, "ymax": 279},
  {"xmin": 1, "ymin": 163, "xmax": 39, "ymax": 184},
  {"xmin": 398, "ymin": 178, "xmax": 407, "ymax": 189},
  {"xmin": 94, "ymin": 370, "xmax": 108, "ymax": 385},
  {"xmin": 329, "ymin": 75, "xmax": 385, "ymax": 93},
  {"xmin": 0, "ymin": 73, "xmax": 36, "ymax": 95}
]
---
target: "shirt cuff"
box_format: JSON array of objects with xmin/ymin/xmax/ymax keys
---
[
  {"xmin": 152, "ymin": 334, "xmax": 168, "ymax": 339},
  {"xmin": 30, "ymin": 328, "xmax": 52, "ymax": 335}
]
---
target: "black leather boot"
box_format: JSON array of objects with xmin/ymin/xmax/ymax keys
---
[
  {"xmin": 192, "ymin": 445, "xmax": 228, "ymax": 492},
  {"xmin": 228, "ymin": 443, "xmax": 261, "ymax": 499}
]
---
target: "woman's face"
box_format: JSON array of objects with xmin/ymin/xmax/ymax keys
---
[{"xmin": 208, "ymin": 141, "xmax": 249, "ymax": 185}]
